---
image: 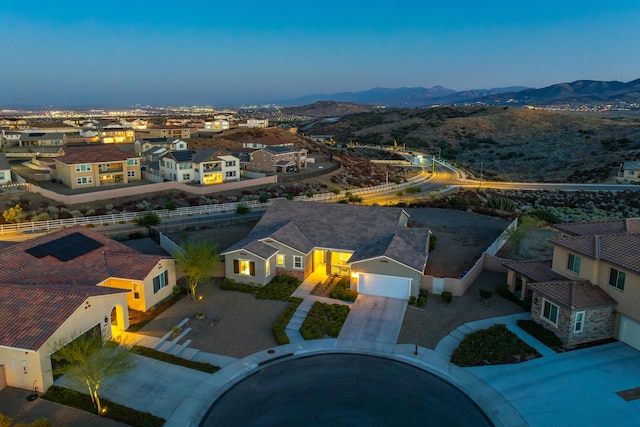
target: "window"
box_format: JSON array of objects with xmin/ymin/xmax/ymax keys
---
[
  {"xmin": 76, "ymin": 176, "xmax": 93, "ymax": 185},
  {"xmin": 265, "ymin": 259, "xmax": 270, "ymax": 277},
  {"xmin": 225, "ymin": 160, "xmax": 236, "ymax": 167},
  {"xmin": 127, "ymin": 170, "xmax": 136, "ymax": 177},
  {"xmin": 339, "ymin": 252, "xmax": 351, "ymax": 261},
  {"xmin": 293, "ymin": 256, "xmax": 302, "ymax": 269},
  {"xmin": 127, "ymin": 159, "xmax": 138, "ymax": 166},
  {"xmin": 609, "ymin": 268, "xmax": 626, "ymax": 291},
  {"xmin": 75, "ymin": 164, "xmax": 91, "ymax": 172},
  {"xmin": 276, "ymin": 254, "xmax": 285, "ymax": 267},
  {"xmin": 179, "ymin": 163, "xmax": 192, "ymax": 170},
  {"xmin": 541, "ymin": 298, "xmax": 559, "ymax": 325},
  {"xmin": 574, "ymin": 311, "xmax": 584, "ymax": 333},
  {"xmin": 133, "ymin": 283, "xmax": 140, "ymax": 300},
  {"xmin": 182, "ymin": 173, "xmax": 190, "ymax": 180},
  {"xmin": 153, "ymin": 270, "xmax": 168, "ymax": 294},
  {"xmin": 225, "ymin": 171, "xmax": 236, "ymax": 177},
  {"xmin": 234, "ymin": 259, "xmax": 255, "ymax": 276},
  {"xmin": 567, "ymin": 253, "xmax": 581, "ymax": 274},
  {"xmin": 0, "ymin": 172, "xmax": 5, "ymax": 180}
]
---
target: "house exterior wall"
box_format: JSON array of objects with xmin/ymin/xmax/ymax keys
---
[
  {"xmin": 350, "ymin": 257, "xmax": 422, "ymax": 297},
  {"xmin": 531, "ymin": 291, "xmax": 615, "ymax": 347},
  {"xmin": 552, "ymin": 247, "xmax": 597, "ymax": 282},
  {"xmin": 142, "ymin": 259, "xmax": 177, "ymax": 311},
  {"xmin": 0, "ymin": 168, "xmax": 11, "ymax": 185},
  {"xmin": 258, "ymin": 240, "xmax": 309, "ymax": 280},
  {"xmin": 0, "ymin": 292, "xmax": 127, "ymax": 392},
  {"xmin": 100, "ymin": 129, "xmax": 135, "ymax": 143},
  {"xmin": 148, "ymin": 128, "xmax": 191, "ymax": 139},
  {"xmin": 224, "ymin": 251, "xmax": 274, "ymax": 286},
  {"xmin": 55, "ymin": 158, "xmax": 142, "ymax": 189}
]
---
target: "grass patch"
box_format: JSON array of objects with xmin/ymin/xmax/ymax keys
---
[
  {"xmin": 451, "ymin": 324, "xmax": 541, "ymax": 367},
  {"xmin": 300, "ymin": 302, "xmax": 350, "ymax": 340},
  {"xmin": 130, "ymin": 345, "xmax": 220, "ymax": 373},
  {"xmin": 41, "ymin": 385, "xmax": 165, "ymax": 427},
  {"xmin": 273, "ymin": 297, "xmax": 304, "ymax": 345},
  {"xmin": 329, "ymin": 277, "xmax": 358, "ymax": 302},
  {"xmin": 517, "ymin": 319, "xmax": 563, "ymax": 350}
]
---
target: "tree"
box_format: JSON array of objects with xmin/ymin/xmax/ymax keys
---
[
  {"xmin": 132, "ymin": 211, "xmax": 161, "ymax": 227},
  {"xmin": 51, "ymin": 333, "xmax": 134, "ymax": 416},
  {"xmin": 2, "ymin": 204, "xmax": 27, "ymax": 223},
  {"xmin": 174, "ymin": 241, "xmax": 220, "ymax": 301}
]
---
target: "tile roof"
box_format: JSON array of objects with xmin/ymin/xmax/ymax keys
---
[
  {"xmin": 554, "ymin": 218, "xmax": 640, "ymax": 236},
  {"xmin": 549, "ymin": 233, "xmax": 640, "ymax": 275},
  {"xmin": 223, "ymin": 201, "xmax": 430, "ymax": 272},
  {"xmin": 0, "ymin": 283, "xmax": 129, "ymax": 350},
  {"xmin": 0, "ymin": 226, "xmax": 168, "ymax": 286},
  {"xmin": 243, "ymin": 240, "xmax": 278, "ymax": 260},
  {"xmin": 622, "ymin": 161, "xmax": 640, "ymax": 171},
  {"xmin": 502, "ymin": 259, "xmax": 565, "ymax": 283},
  {"xmin": 528, "ymin": 281, "xmax": 617, "ymax": 310},
  {"xmin": 0, "ymin": 152, "xmax": 10, "ymax": 170},
  {"xmin": 56, "ymin": 144, "xmax": 139, "ymax": 164}
]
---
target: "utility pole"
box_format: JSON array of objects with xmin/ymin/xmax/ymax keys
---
[
  {"xmin": 385, "ymin": 171, "xmax": 389, "ymax": 206},
  {"xmin": 479, "ymin": 160, "xmax": 484, "ymax": 188}
]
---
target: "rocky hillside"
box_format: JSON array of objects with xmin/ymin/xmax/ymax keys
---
[{"xmin": 301, "ymin": 106, "xmax": 640, "ymax": 182}]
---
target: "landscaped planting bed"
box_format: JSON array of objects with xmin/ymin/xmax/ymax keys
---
[
  {"xmin": 450, "ymin": 324, "xmax": 541, "ymax": 367},
  {"xmin": 300, "ymin": 302, "xmax": 350, "ymax": 340}
]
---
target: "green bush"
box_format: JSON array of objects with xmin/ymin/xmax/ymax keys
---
[
  {"xmin": 163, "ymin": 200, "xmax": 178, "ymax": 210},
  {"xmin": 517, "ymin": 319, "xmax": 563, "ymax": 348},
  {"xmin": 273, "ymin": 297, "xmax": 303, "ymax": 345},
  {"xmin": 131, "ymin": 346, "xmax": 219, "ymax": 373},
  {"xmin": 408, "ymin": 296, "xmax": 416, "ymax": 305},
  {"xmin": 479, "ymin": 288, "xmax": 493, "ymax": 299},
  {"xmin": 329, "ymin": 278, "xmax": 358, "ymax": 302},
  {"xmin": 405, "ymin": 186, "xmax": 422, "ymax": 194},
  {"xmin": 441, "ymin": 291, "xmax": 452, "ymax": 303},
  {"xmin": 42, "ymin": 386, "xmax": 165, "ymax": 427},
  {"xmin": 429, "ymin": 235, "xmax": 437, "ymax": 251},
  {"xmin": 528, "ymin": 209, "xmax": 562, "ymax": 224},
  {"xmin": 236, "ymin": 204, "xmax": 251, "ymax": 214},
  {"xmin": 300, "ymin": 302, "xmax": 350, "ymax": 340},
  {"xmin": 486, "ymin": 197, "xmax": 516, "ymax": 212},
  {"xmin": 333, "ymin": 188, "xmax": 341, "ymax": 194},
  {"xmin": 395, "ymin": 190, "xmax": 404, "ymax": 196},
  {"xmin": 450, "ymin": 324, "xmax": 541, "ymax": 366},
  {"xmin": 417, "ymin": 296, "xmax": 426, "ymax": 307},
  {"xmin": 496, "ymin": 284, "xmax": 531, "ymax": 310}
]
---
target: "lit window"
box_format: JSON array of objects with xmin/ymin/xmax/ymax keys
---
[
  {"xmin": 567, "ymin": 253, "xmax": 581, "ymax": 274},
  {"xmin": 236, "ymin": 259, "xmax": 254, "ymax": 276},
  {"xmin": 541, "ymin": 298, "xmax": 559, "ymax": 325},
  {"xmin": 276, "ymin": 254, "xmax": 285, "ymax": 267},
  {"xmin": 133, "ymin": 283, "xmax": 140, "ymax": 300},
  {"xmin": 339, "ymin": 252, "xmax": 351, "ymax": 261},
  {"xmin": 293, "ymin": 256, "xmax": 302, "ymax": 269},
  {"xmin": 574, "ymin": 311, "xmax": 584, "ymax": 333},
  {"xmin": 265, "ymin": 259, "xmax": 270, "ymax": 277},
  {"xmin": 608, "ymin": 268, "xmax": 626, "ymax": 291}
]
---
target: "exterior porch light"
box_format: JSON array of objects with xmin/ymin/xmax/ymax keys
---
[{"xmin": 104, "ymin": 316, "xmax": 109, "ymax": 324}]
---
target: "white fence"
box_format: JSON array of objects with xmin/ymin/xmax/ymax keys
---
[{"xmin": 0, "ymin": 170, "xmax": 429, "ymax": 236}]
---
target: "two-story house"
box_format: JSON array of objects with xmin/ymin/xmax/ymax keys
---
[
  {"xmin": 504, "ymin": 218, "xmax": 640, "ymax": 350},
  {"xmin": 159, "ymin": 148, "xmax": 240, "ymax": 184},
  {"xmin": 17, "ymin": 132, "xmax": 67, "ymax": 147},
  {"xmin": 146, "ymin": 126, "xmax": 191, "ymax": 140},
  {"xmin": 99, "ymin": 126, "xmax": 136, "ymax": 144},
  {"xmin": 134, "ymin": 137, "xmax": 188, "ymax": 156},
  {"xmin": 242, "ymin": 136, "xmax": 293, "ymax": 150},
  {"xmin": 247, "ymin": 146, "xmax": 308, "ymax": 174},
  {"xmin": 53, "ymin": 144, "xmax": 142, "ymax": 189},
  {"xmin": 0, "ymin": 226, "xmax": 177, "ymax": 393}
]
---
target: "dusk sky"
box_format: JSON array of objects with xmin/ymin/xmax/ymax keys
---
[{"xmin": 2, "ymin": 1, "xmax": 639, "ymax": 108}]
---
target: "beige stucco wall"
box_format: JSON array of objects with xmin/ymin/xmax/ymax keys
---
[
  {"xmin": 142, "ymin": 259, "xmax": 177, "ymax": 311},
  {"xmin": 0, "ymin": 292, "xmax": 128, "ymax": 392},
  {"xmin": 224, "ymin": 250, "xmax": 275, "ymax": 286},
  {"xmin": 552, "ymin": 247, "xmax": 597, "ymax": 282}
]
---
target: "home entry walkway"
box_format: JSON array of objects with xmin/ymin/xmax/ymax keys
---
[{"xmin": 337, "ymin": 294, "xmax": 408, "ymax": 350}]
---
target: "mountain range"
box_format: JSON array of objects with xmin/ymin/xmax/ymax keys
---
[{"xmin": 279, "ymin": 78, "xmax": 640, "ymax": 108}]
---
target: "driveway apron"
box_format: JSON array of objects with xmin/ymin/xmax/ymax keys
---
[{"xmin": 337, "ymin": 295, "xmax": 407, "ymax": 350}]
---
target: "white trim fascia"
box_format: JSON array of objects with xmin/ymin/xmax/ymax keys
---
[{"xmin": 350, "ymin": 255, "xmax": 423, "ymax": 274}]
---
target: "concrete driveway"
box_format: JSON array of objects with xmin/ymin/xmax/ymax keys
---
[{"xmin": 337, "ymin": 295, "xmax": 407, "ymax": 350}]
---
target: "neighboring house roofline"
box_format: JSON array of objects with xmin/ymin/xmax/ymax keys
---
[{"xmin": 350, "ymin": 255, "xmax": 425, "ymax": 274}]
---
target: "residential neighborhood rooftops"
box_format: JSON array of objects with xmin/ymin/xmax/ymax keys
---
[
  {"xmin": 528, "ymin": 280, "xmax": 617, "ymax": 310},
  {"xmin": 549, "ymin": 233, "xmax": 640, "ymax": 275},
  {"xmin": 55, "ymin": 143, "xmax": 139, "ymax": 164}
]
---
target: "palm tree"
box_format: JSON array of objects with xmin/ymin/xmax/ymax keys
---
[{"xmin": 174, "ymin": 241, "xmax": 220, "ymax": 301}]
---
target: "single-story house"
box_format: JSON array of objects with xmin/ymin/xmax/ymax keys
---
[
  {"xmin": 618, "ymin": 161, "xmax": 640, "ymax": 182},
  {"xmin": 0, "ymin": 226, "xmax": 177, "ymax": 392},
  {"xmin": 221, "ymin": 201, "xmax": 431, "ymax": 299}
]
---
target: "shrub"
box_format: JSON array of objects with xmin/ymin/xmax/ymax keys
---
[
  {"xmin": 429, "ymin": 235, "xmax": 437, "ymax": 251},
  {"xmin": 300, "ymin": 302, "xmax": 350, "ymax": 340},
  {"xmin": 441, "ymin": 291, "xmax": 452, "ymax": 303},
  {"xmin": 236, "ymin": 204, "xmax": 251, "ymax": 214},
  {"xmin": 405, "ymin": 186, "xmax": 422, "ymax": 194},
  {"xmin": 517, "ymin": 319, "xmax": 563, "ymax": 348},
  {"xmin": 31, "ymin": 212, "xmax": 51, "ymax": 222},
  {"xmin": 132, "ymin": 211, "xmax": 160, "ymax": 227},
  {"xmin": 417, "ymin": 296, "xmax": 426, "ymax": 307},
  {"xmin": 329, "ymin": 278, "xmax": 357, "ymax": 302},
  {"xmin": 130, "ymin": 346, "xmax": 219, "ymax": 373},
  {"xmin": 479, "ymin": 288, "xmax": 493, "ymax": 299},
  {"xmin": 163, "ymin": 200, "xmax": 178, "ymax": 210},
  {"xmin": 486, "ymin": 197, "xmax": 516, "ymax": 212},
  {"xmin": 528, "ymin": 209, "xmax": 561, "ymax": 224},
  {"xmin": 2, "ymin": 204, "xmax": 27, "ymax": 223},
  {"xmin": 333, "ymin": 188, "xmax": 341, "ymax": 195},
  {"xmin": 408, "ymin": 296, "xmax": 416, "ymax": 305},
  {"xmin": 258, "ymin": 194, "xmax": 269, "ymax": 203},
  {"xmin": 273, "ymin": 297, "xmax": 303, "ymax": 345},
  {"xmin": 396, "ymin": 190, "xmax": 404, "ymax": 196},
  {"xmin": 451, "ymin": 324, "xmax": 541, "ymax": 366},
  {"xmin": 305, "ymin": 191, "xmax": 314, "ymax": 198}
]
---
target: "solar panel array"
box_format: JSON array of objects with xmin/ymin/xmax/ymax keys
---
[{"xmin": 25, "ymin": 232, "xmax": 104, "ymax": 262}]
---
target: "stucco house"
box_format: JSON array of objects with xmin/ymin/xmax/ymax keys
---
[
  {"xmin": 504, "ymin": 217, "xmax": 640, "ymax": 350},
  {"xmin": 158, "ymin": 148, "xmax": 240, "ymax": 184},
  {"xmin": 247, "ymin": 146, "xmax": 308, "ymax": 174},
  {"xmin": 0, "ymin": 226, "xmax": 176, "ymax": 393},
  {"xmin": 53, "ymin": 143, "xmax": 142, "ymax": 189},
  {"xmin": 134, "ymin": 137, "xmax": 188, "ymax": 156},
  {"xmin": 221, "ymin": 201, "xmax": 431, "ymax": 299},
  {"xmin": 618, "ymin": 161, "xmax": 640, "ymax": 182},
  {"xmin": 0, "ymin": 152, "xmax": 11, "ymax": 184}
]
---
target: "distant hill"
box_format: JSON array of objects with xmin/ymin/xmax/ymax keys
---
[
  {"xmin": 474, "ymin": 78, "xmax": 640, "ymax": 105},
  {"xmin": 278, "ymin": 86, "xmax": 527, "ymax": 108},
  {"xmin": 281, "ymin": 101, "xmax": 377, "ymax": 118}
]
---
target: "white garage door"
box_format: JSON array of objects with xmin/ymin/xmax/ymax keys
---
[
  {"xmin": 619, "ymin": 315, "xmax": 640, "ymax": 351},
  {"xmin": 357, "ymin": 273, "xmax": 411, "ymax": 299}
]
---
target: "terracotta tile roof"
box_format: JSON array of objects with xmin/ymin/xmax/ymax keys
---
[
  {"xmin": 0, "ymin": 226, "xmax": 168, "ymax": 285},
  {"xmin": 554, "ymin": 218, "xmax": 640, "ymax": 236},
  {"xmin": 528, "ymin": 280, "xmax": 617, "ymax": 310},
  {"xmin": 0, "ymin": 283, "xmax": 128, "ymax": 350},
  {"xmin": 550, "ymin": 233, "xmax": 640, "ymax": 275},
  {"xmin": 56, "ymin": 144, "xmax": 139, "ymax": 165},
  {"xmin": 502, "ymin": 259, "xmax": 565, "ymax": 283}
]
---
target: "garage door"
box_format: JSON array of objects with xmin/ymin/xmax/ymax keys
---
[
  {"xmin": 357, "ymin": 273, "xmax": 411, "ymax": 299},
  {"xmin": 619, "ymin": 315, "xmax": 640, "ymax": 351}
]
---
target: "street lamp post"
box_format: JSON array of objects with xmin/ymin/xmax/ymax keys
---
[{"xmin": 479, "ymin": 160, "xmax": 484, "ymax": 188}]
